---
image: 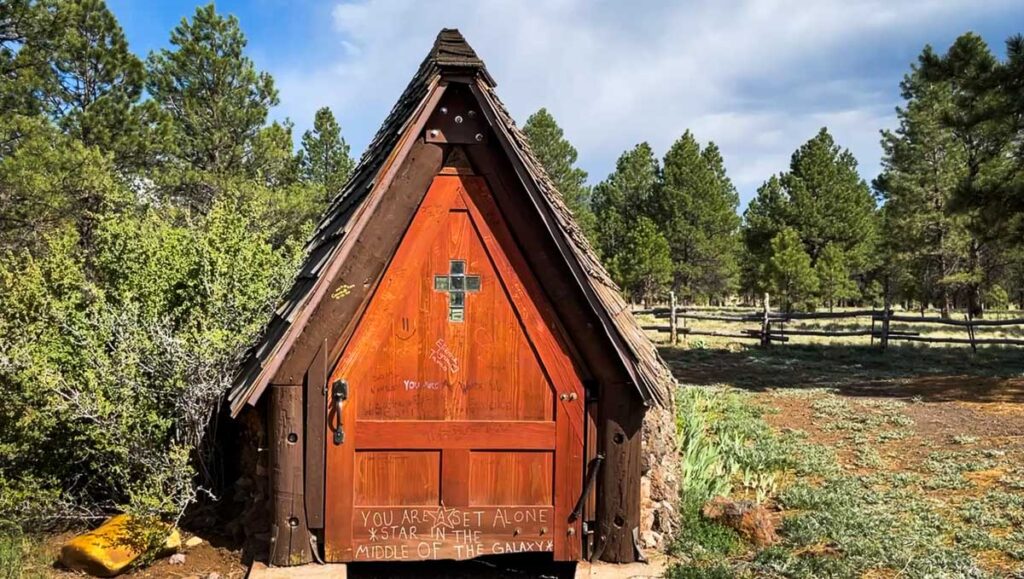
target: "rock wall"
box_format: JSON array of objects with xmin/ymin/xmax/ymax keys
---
[{"xmin": 639, "ymin": 400, "xmax": 679, "ymax": 552}]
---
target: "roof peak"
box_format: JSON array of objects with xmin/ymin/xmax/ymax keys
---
[{"xmin": 429, "ymin": 28, "xmax": 493, "ymax": 86}]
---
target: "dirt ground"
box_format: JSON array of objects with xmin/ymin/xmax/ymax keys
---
[{"xmin": 664, "ymin": 343, "xmax": 1024, "ymax": 576}]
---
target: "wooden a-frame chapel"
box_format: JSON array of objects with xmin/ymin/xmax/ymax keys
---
[{"xmin": 227, "ymin": 28, "xmax": 679, "ymax": 568}]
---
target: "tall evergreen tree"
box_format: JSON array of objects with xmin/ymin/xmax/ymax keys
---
[
  {"xmin": 920, "ymin": 33, "xmax": 1021, "ymax": 240},
  {"xmin": 592, "ymin": 142, "xmax": 660, "ymax": 262},
  {"xmin": 741, "ymin": 175, "xmax": 788, "ymax": 296},
  {"xmin": 917, "ymin": 33, "xmax": 1012, "ymax": 316},
  {"xmin": 30, "ymin": 1, "xmax": 143, "ymax": 142},
  {"xmin": 783, "ymin": 128, "xmax": 879, "ymax": 273},
  {"xmin": 146, "ymin": 3, "xmax": 278, "ymax": 206},
  {"xmin": 608, "ymin": 216, "xmax": 672, "ymax": 305},
  {"xmin": 592, "ymin": 143, "xmax": 667, "ymax": 299},
  {"xmin": 876, "ymin": 51, "xmax": 972, "ymax": 316},
  {"xmin": 816, "ymin": 243, "xmax": 856, "ymax": 311},
  {"xmin": 1, "ymin": 0, "xmax": 61, "ymax": 117},
  {"xmin": 522, "ymin": 108, "xmax": 596, "ymax": 241},
  {"xmin": 656, "ymin": 131, "xmax": 740, "ymax": 302},
  {"xmin": 297, "ymin": 106, "xmax": 354, "ymax": 195},
  {"xmin": 249, "ymin": 120, "xmax": 299, "ymax": 188},
  {"xmin": 741, "ymin": 129, "xmax": 879, "ymax": 305},
  {"xmin": 769, "ymin": 227, "xmax": 818, "ymax": 311}
]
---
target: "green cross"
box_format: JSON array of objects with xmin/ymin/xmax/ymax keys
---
[{"xmin": 433, "ymin": 260, "xmax": 481, "ymax": 322}]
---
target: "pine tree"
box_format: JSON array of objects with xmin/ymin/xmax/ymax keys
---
[
  {"xmin": 815, "ymin": 243, "xmax": 856, "ymax": 311},
  {"xmin": 917, "ymin": 33, "xmax": 1012, "ymax": 316},
  {"xmin": 592, "ymin": 143, "xmax": 659, "ymax": 263},
  {"xmin": 298, "ymin": 106, "xmax": 354, "ymax": 195},
  {"xmin": 608, "ymin": 216, "xmax": 672, "ymax": 305},
  {"xmin": 741, "ymin": 175, "xmax": 788, "ymax": 295},
  {"xmin": 35, "ymin": 1, "xmax": 143, "ymax": 141},
  {"xmin": 1, "ymin": 0, "xmax": 162, "ymax": 171},
  {"xmin": 249, "ymin": 120, "xmax": 299, "ymax": 188},
  {"xmin": 522, "ymin": 108, "xmax": 596, "ymax": 241},
  {"xmin": 656, "ymin": 131, "xmax": 740, "ymax": 303},
  {"xmin": 876, "ymin": 52, "xmax": 972, "ymax": 316},
  {"xmin": 768, "ymin": 227, "xmax": 818, "ymax": 311},
  {"xmin": 783, "ymin": 128, "xmax": 879, "ymax": 273},
  {"xmin": 0, "ymin": 115, "xmax": 127, "ymax": 251},
  {"xmin": 920, "ymin": 33, "xmax": 1019, "ymax": 237},
  {"xmin": 1, "ymin": 0, "xmax": 61, "ymax": 117},
  {"xmin": 146, "ymin": 2, "xmax": 278, "ymax": 206}
]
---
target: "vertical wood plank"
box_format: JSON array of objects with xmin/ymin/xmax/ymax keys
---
[
  {"xmin": 441, "ymin": 449, "xmax": 471, "ymax": 506},
  {"xmin": 270, "ymin": 384, "xmax": 312, "ymax": 566},
  {"xmin": 594, "ymin": 384, "xmax": 643, "ymax": 563},
  {"xmin": 670, "ymin": 292, "xmax": 678, "ymax": 345},
  {"xmin": 304, "ymin": 341, "xmax": 327, "ymax": 530}
]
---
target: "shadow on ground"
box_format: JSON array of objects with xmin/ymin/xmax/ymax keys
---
[
  {"xmin": 661, "ymin": 343, "xmax": 1024, "ymax": 403},
  {"xmin": 347, "ymin": 554, "xmax": 575, "ymax": 578}
]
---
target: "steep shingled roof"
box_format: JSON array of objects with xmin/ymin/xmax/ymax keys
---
[{"xmin": 228, "ymin": 29, "xmax": 674, "ymax": 415}]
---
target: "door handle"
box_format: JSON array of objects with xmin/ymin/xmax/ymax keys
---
[{"xmin": 329, "ymin": 379, "xmax": 348, "ymax": 445}]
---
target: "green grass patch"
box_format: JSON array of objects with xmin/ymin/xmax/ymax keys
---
[
  {"xmin": 0, "ymin": 522, "xmax": 51, "ymax": 579},
  {"xmin": 668, "ymin": 382, "xmax": 1023, "ymax": 578}
]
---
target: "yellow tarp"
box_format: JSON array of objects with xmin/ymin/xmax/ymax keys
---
[{"xmin": 60, "ymin": 514, "xmax": 180, "ymax": 577}]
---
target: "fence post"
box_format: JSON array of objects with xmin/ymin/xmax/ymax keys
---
[
  {"xmin": 670, "ymin": 291, "xmax": 678, "ymax": 345},
  {"xmin": 880, "ymin": 296, "xmax": 891, "ymax": 351},
  {"xmin": 761, "ymin": 292, "xmax": 771, "ymax": 346},
  {"xmin": 966, "ymin": 312, "xmax": 977, "ymax": 354}
]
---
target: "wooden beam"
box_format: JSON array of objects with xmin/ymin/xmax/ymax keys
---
[
  {"xmin": 270, "ymin": 384, "xmax": 313, "ymax": 566},
  {"xmin": 304, "ymin": 341, "xmax": 327, "ymax": 530},
  {"xmin": 594, "ymin": 383, "xmax": 643, "ymax": 563},
  {"xmin": 355, "ymin": 421, "xmax": 556, "ymax": 449}
]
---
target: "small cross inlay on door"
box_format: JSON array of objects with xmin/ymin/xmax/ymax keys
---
[{"xmin": 433, "ymin": 260, "xmax": 481, "ymax": 322}]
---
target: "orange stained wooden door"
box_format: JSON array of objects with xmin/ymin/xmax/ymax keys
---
[{"xmin": 323, "ymin": 172, "xmax": 586, "ymax": 563}]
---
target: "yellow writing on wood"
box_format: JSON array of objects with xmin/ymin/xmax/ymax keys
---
[{"xmin": 60, "ymin": 514, "xmax": 180, "ymax": 577}]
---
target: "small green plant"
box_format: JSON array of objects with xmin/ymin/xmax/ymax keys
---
[
  {"xmin": 690, "ymin": 338, "xmax": 710, "ymax": 350},
  {"xmin": 0, "ymin": 521, "xmax": 40, "ymax": 579},
  {"xmin": 952, "ymin": 434, "xmax": 979, "ymax": 445},
  {"xmin": 665, "ymin": 563, "xmax": 735, "ymax": 579},
  {"xmin": 0, "ymin": 525, "xmax": 23, "ymax": 579}
]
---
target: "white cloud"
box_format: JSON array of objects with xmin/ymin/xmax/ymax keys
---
[{"xmin": 270, "ymin": 0, "xmax": 1018, "ymax": 207}]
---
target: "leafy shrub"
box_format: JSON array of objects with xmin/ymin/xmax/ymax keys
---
[{"xmin": 0, "ymin": 181, "xmax": 305, "ymax": 527}]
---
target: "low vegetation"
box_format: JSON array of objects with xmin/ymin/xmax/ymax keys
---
[{"xmin": 666, "ymin": 343, "xmax": 1024, "ymax": 578}]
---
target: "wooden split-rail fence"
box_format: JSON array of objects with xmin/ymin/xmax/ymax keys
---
[{"xmin": 637, "ymin": 293, "xmax": 1024, "ymax": 352}]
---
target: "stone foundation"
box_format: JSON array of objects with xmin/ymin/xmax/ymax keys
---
[{"xmin": 639, "ymin": 401, "xmax": 680, "ymax": 551}]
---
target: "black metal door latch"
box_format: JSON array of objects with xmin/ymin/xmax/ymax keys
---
[{"xmin": 329, "ymin": 379, "xmax": 348, "ymax": 445}]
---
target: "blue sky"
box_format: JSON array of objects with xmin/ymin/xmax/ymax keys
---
[{"xmin": 107, "ymin": 0, "xmax": 1024, "ymax": 209}]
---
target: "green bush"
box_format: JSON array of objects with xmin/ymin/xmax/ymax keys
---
[{"xmin": 0, "ymin": 181, "xmax": 305, "ymax": 527}]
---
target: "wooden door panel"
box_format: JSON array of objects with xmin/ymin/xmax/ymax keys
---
[
  {"xmin": 469, "ymin": 452, "xmax": 553, "ymax": 506},
  {"xmin": 351, "ymin": 207, "xmax": 554, "ymax": 423},
  {"xmin": 354, "ymin": 451, "xmax": 440, "ymax": 506},
  {"xmin": 325, "ymin": 174, "xmax": 584, "ymax": 562}
]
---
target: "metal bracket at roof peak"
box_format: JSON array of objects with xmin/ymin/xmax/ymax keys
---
[{"xmin": 425, "ymin": 98, "xmax": 488, "ymax": 145}]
